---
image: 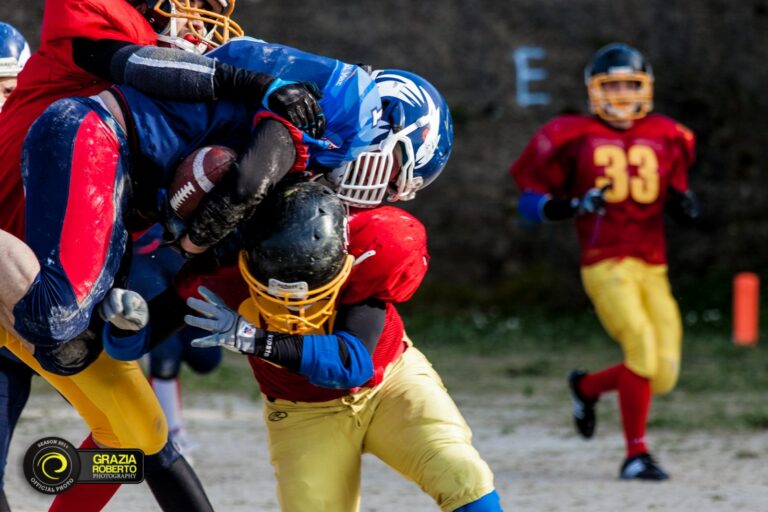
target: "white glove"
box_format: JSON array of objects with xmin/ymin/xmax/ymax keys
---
[
  {"xmin": 99, "ymin": 288, "xmax": 149, "ymax": 331},
  {"xmin": 573, "ymin": 186, "xmax": 608, "ymax": 216},
  {"xmin": 185, "ymin": 286, "xmax": 264, "ymax": 354}
]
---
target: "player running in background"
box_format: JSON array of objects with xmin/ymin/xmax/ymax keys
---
[
  {"xmin": 183, "ymin": 181, "xmax": 502, "ymax": 512},
  {"xmin": 0, "ymin": 22, "xmax": 33, "ymax": 512},
  {"xmin": 510, "ymin": 43, "xmax": 700, "ymax": 480}
]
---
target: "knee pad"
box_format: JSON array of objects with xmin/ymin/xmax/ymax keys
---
[
  {"xmin": 144, "ymin": 439, "xmax": 181, "ymax": 475},
  {"xmin": 34, "ymin": 330, "xmax": 103, "ymax": 376},
  {"xmin": 651, "ymin": 357, "xmax": 680, "ymax": 396}
]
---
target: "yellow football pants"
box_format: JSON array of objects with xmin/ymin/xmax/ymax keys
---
[
  {"xmin": 581, "ymin": 257, "xmax": 682, "ymax": 395},
  {"xmin": 1, "ymin": 328, "xmax": 167, "ymax": 454},
  {"xmin": 262, "ymin": 345, "xmax": 495, "ymax": 512}
]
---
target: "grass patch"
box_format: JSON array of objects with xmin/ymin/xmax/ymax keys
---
[{"xmin": 116, "ymin": 307, "xmax": 768, "ymax": 433}]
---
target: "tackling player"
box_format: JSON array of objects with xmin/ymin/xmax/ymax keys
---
[
  {"xmin": 0, "ymin": 0, "xmax": 323, "ymax": 343},
  {"xmin": 510, "ymin": 43, "xmax": 700, "ymax": 480},
  {"xmin": 0, "ymin": 36, "xmax": 378, "ymax": 511},
  {"xmin": 0, "ymin": 2, "xmax": 319, "ymax": 510},
  {"xmin": 183, "ymin": 181, "xmax": 502, "ymax": 512}
]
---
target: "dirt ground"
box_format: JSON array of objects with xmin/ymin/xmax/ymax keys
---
[{"xmin": 5, "ymin": 389, "xmax": 768, "ymax": 511}]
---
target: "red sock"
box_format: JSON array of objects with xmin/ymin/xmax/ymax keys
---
[
  {"xmin": 579, "ymin": 363, "xmax": 624, "ymax": 399},
  {"xmin": 49, "ymin": 434, "xmax": 121, "ymax": 512},
  {"xmin": 618, "ymin": 366, "xmax": 651, "ymax": 458}
]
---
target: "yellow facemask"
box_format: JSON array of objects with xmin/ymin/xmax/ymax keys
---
[
  {"xmin": 238, "ymin": 252, "xmax": 355, "ymax": 335},
  {"xmin": 151, "ymin": 0, "xmax": 244, "ymax": 49},
  {"xmin": 587, "ymin": 72, "xmax": 654, "ymax": 122}
]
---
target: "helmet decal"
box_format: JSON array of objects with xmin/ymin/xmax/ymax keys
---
[{"xmin": 331, "ymin": 69, "xmax": 453, "ymax": 208}]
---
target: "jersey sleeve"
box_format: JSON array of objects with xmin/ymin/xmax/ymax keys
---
[
  {"xmin": 341, "ymin": 207, "xmax": 429, "ymax": 305},
  {"xmin": 509, "ymin": 116, "xmax": 587, "ymax": 198},
  {"xmin": 667, "ymin": 121, "xmax": 696, "ymax": 192}
]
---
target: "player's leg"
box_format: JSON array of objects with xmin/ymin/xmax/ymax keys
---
[
  {"xmin": 641, "ymin": 264, "xmax": 683, "ymax": 396},
  {"xmin": 364, "ymin": 346, "xmax": 498, "ymax": 512},
  {"xmin": 3, "ymin": 334, "xmax": 214, "ymax": 510},
  {"xmin": 580, "ymin": 258, "xmax": 664, "ymax": 479},
  {"xmin": 0, "ymin": 350, "xmax": 33, "ymax": 510},
  {"xmin": 13, "ymin": 97, "xmax": 130, "ymax": 347},
  {"xmin": 150, "ymin": 324, "xmax": 222, "ymax": 460},
  {"xmin": 262, "ymin": 396, "xmax": 365, "ymax": 512},
  {"xmin": 149, "ymin": 335, "xmax": 191, "ymax": 452}
]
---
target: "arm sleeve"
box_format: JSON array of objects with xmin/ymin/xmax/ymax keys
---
[
  {"xmin": 71, "ymin": 38, "xmax": 274, "ymax": 103},
  {"xmin": 255, "ymin": 301, "xmax": 384, "ymax": 388},
  {"xmin": 186, "ymin": 118, "xmax": 297, "ymax": 248},
  {"xmin": 518, "ymin": 192, "xmax": 576, "ymax": 223}
]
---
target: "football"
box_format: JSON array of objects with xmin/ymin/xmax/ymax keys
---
[{"xmin": 169, "ymin": 145, "xmax": 237, "ymax": 221}]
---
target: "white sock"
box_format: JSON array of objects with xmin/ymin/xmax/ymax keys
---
[{"xmin": 152, "ymin": 377, "xmax": 184, "ymax": 433}]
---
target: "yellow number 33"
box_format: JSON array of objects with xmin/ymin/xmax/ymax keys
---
[{"xmin": 593, "ymin": 145, "xmax": 659, "ymax": 204}]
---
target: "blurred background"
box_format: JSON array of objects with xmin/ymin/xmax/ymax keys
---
[{"xmin": 3, "ymin": 0, "xmax": 766, "ymax": 317}]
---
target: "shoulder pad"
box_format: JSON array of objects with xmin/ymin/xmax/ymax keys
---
[{"xmin": 341, "ymin": 207, "xmax": 428, "ymax": 304}]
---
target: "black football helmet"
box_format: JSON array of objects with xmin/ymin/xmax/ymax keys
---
[
  {"xmin": 239, "ymin": 181, "xmax": 353, "ymax": 334},
  {"xmin": 585, "ymin": 43, "xmax": 654, "ymax": 122}
]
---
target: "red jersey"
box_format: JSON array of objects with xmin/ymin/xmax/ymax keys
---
[
  {"xmin": 0, "ymin": 0, "xmax": 157, "ymax": 238},
  {"xmin": 510, "ymin": 114, "xmax": 695, "ymax": 266},
  {"xmin": 248, "ymin": 206, "xmax": 430, "ymax": 402}
]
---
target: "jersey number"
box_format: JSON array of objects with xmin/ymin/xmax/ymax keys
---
[{"xmin": 593, "ymin": 145, "xmax": 659, "ymax": 204}]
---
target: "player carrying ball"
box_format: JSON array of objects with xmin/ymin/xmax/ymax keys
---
[{"xmin": 510, "ymin": 43, "xmax": 700, "ymax": 481}]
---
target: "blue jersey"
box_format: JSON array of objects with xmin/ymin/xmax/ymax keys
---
[{"xmin": 117, "ymin": 37, "xmax": 381, "ymax": 177}]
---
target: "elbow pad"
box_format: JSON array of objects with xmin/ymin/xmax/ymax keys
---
[
  {"xmin": 300, "ymin": 331, "xmax": 374, "ymax": 389},
  {"xmin": 517, "ymin": 192, "xmax": 549, "ymax": 223}
]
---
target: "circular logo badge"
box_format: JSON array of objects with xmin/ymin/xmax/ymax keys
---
[
  {"xmin": 268, "ymin": 411, "xmax": 288, "ymax": 422},
  {"xmin": 24, "ymin": 437, "xmax": 80, "ymax": 494}
]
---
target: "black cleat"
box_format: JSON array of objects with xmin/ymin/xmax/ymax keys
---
[
  {"xmin": 620, "ymin": 453, "xmax": 670, "ymax": 481},
  {"xmin": 568, "ymin": 369, "xmax": 597, "ymax": 439}
]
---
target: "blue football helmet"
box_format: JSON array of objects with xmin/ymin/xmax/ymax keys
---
[
  {"xmin": 0, "ymin": 22, "xmax": 30, "ymax": 78},
  {"xmin": 331, "ymin": 69, "xmax": 454, "ymax": 207}
]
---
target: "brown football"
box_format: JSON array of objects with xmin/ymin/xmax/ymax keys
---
[{"xmin": 169, "ymin": 145, "xmax": 237, "ymax": 221}]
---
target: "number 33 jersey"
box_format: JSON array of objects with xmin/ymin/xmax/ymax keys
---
[{"xmin": 510, "ymin": 114, "xmax": 696, "ymax": 266}]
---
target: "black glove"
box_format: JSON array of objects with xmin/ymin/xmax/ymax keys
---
[
  {"xmin": 266, "ymin": 81, "xmax": 326, "ymax": 139},
  {"xmin": 666, "ymin": 188, "xmax": 700, "ymax": 225},
  {"xmin": 214, "ymin": 63, "xmax": 325, "ymax": 139}
]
